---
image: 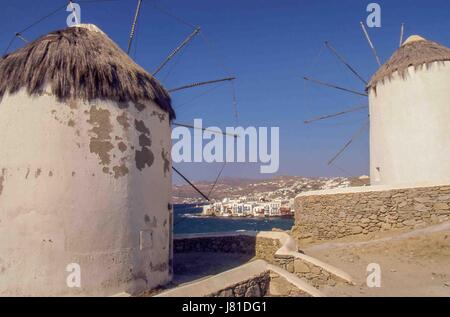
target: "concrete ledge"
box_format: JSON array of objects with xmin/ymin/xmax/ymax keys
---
[
  {"xmin": 174, "ymin": 230, "xmax": 289, "ymax": 242},
  {"xmin": 295, "ymin": 181, "xmax": 449, "ymax": 198},
  {"xmin": 110, "ymin": 292, "xmax": 131, "ymax": 297},
  {"xmin": 156, "ymin": 259, "xmax": 325, "ymax": 297},
  {"xmin": 156, "ymin": 260, "xmax": 269, "ymax": 297}
]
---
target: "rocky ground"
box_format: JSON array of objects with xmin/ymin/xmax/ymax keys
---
[{"xmin": 303, "ymin": 221, "xmax": 450, "ymax": 297}]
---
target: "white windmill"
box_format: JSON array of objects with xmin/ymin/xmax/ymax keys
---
[{"xmin": 303, "ymin": 23, "xmax": 450, "ymax": 186}]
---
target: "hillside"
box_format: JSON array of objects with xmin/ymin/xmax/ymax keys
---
[{"xmin": 173, "ymin": 176, "xmax": 370, "ymax": 204}]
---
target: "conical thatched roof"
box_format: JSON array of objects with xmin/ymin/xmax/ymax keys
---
[
  {"xmin": 0, "ymin": 24, "xmax": 175, "ymax": 119},
  {"xmin": 367, "ymin": 35, "xmax": 450, "ymax": 91}
]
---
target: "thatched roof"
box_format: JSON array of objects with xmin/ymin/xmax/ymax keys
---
[
  {"xmin": 367, "ymin": 35, "xmax": 450, "ymax": 91},
  {"xmin": 0, "ymin": 24, "xmax": 175, "ymax": 119}
]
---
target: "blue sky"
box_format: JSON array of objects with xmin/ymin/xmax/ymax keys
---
[{"xmin": 1, "ymin": 0, "xmax": 449, "ymax": 182}]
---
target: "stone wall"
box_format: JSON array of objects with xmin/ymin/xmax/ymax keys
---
[
  {"xmin": 173, "ymin": 233, "xmax": 348, "ymax": 290},
  {"xmin": 174, "ymin": 235, "xmax": 281, "ymax": 264},
  {"xmin": 269, "ymin": 272, "xmax": 310, "ymax": 297},
  {"xmin": 292, "ymin": 185, "xmax": 450, "ymax": 243},
  {"xmin": 209, "ymin": 272, "xmax": 270, "ymax": 297},
  {"xmin": 275, "ymin": 255, "xmax": 348, "ymax": 289},
  {"xmin": 174, "ymin": 235, "xmax": 256, "ymax": 254}
]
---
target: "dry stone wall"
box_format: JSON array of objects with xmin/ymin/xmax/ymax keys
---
[
  {"xmin": 209, "ymin": 272, "xmax": 270, "ymax": 297},
  {"xmin": 275, "ymin": 256, "xmax": 348, "ymax": 289},
  {"xmin": 269, "ymin": 272, "xmax": 310, "ymax": 297},
  {"xmin": 292, "ymin": 185, "xmax": 450, "ymax": 242},
  {"xmin": 174, "ymin": 235, "xmax": 281, "ymax": 263},
  {"xmin": 174, "ymin": 233, "xmax": 346, "ymax": 290}
]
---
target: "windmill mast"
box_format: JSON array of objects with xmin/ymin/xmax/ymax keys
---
[
  {"xmin": 360, "ymin": 21, "xmax": 382, "ymax": 67},
  {"xmin": 399, "ymin": 23, "xmax": 405, "ymax": 47}
]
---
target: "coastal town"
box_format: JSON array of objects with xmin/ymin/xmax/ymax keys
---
[
  {"xmin": 192, "ymin": 176, "xmax": 370, "ymax": 218},
  {"xmin": 201, "ymin": 197, "xmax": 294, "ymax": 218},
  {"xmin": 174, "ymin": 176, "xmax": 370, "ymax": 205}
]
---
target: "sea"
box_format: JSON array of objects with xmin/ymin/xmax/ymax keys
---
[{"xmin": 174, "ymin": 204, "xmax": 294, "ymax": 234}]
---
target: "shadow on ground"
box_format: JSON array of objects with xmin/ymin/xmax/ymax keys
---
[{"xmin": 173, "ymin": 252, "xmax": 255, "ymax": 285}]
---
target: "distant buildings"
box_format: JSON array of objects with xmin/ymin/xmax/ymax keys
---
[
  {"xmin": 202, "ymin": 197, "xmax": 294, "ymax": 218},
  {"xmin": 174, "ymin": 176, "xmax": 359, "ymax": 205}
]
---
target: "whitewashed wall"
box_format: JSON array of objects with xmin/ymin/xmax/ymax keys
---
[
  {"xmin": 369, "ymin": 61, "xmax": 450, "ymax": 186},
  {"xmin": 0, "ymin": 88, "xmax": 172, "ymax": 296}
]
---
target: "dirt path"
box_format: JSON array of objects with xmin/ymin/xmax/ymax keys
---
[{"xmin": 303, "ymin": 222, "xmax": 450, "ymax": 297}]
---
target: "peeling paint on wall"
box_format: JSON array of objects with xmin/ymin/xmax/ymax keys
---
[
  {"xmin": 118, "ymin": 142, "xmax": 127, "ymax": 153},
  {"xmin": 152, "ymin": 216, "xmax": 158, "ymax": 227},
  {"xmin": 134, "ymin": 119, "xmax": 150, "ymax": 135},
  {"xmin": 139, "ymin": 134, "xmax": 152, "ymax": 147},
  {"xmin": 87, "ymin": 107, "xmax": 114, "ymax": 166},
  {"xmin": 134, "ymin": 119, "xmax": 154, "ymax": 171},
  {"xmin": 151, "ymin": 110, "xmax": 166, "ymax": 123},
  {"xmin": 134, "ymin": 102, "xmax": 146, "ymax": 112},
  {"xmin": 135, "ymin": 148, "xmax": 154, "ymax": 171},
  {"xmin": 0, "ymin": 169, "xmax": 6, "ymax": 196},
  {"xmin": 68, "ymin": 100, "xmax": 78, "ymax": 110},
  {"xmin": 118, "ymin": 102, "xmax": 129, "ymax": 109},
  {"xmin": 116, "ymin": 112, "xmax": 130, "ymax": 130},
  {"xmin": 161, "ymin": 149, "xmax": 170, "ymax": 177},
  {"xmin": 112, "ymin": 164, "xmax": 129, "ymax": 179}
]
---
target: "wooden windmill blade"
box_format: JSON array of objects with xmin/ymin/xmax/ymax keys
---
[
  {"xmin": 324, "ymin": 41, "xmax": 368, "ymax": 85},
  {"xmin": 168, "ymin": 77, "xmax": 236, "ymax": 93},
  {"xmin": 304, "ymin": 105, "xmax": 368, "ymax": 124},
  {"xmin": 360, "ymin": 21, "xmax": 382, "ymax": 67},
  {"xmin": 303, "ymin": 76, "xmax": 368, "ymax": 97},
  {"xmin": 207, "ymin": 161, "xmax": 227, "ymax": 199},
  {"xmin": 327, "ymin": 120, "xmax": 370, "ymax": 166},
  {"xmin": 399, "ymin": 23, "xmax": 405, "ymax": 47},
  {"xmin": 153, "ymin": 27, "xmax": 201, "ymax": 76},
  {"xmin": 172, "ymin": 166, "xmax": 210, "ymax": 201}
]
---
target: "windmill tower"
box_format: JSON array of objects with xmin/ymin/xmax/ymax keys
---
[
  {"xmin": 0, "ymin": 24, "xmax": 175, "ymax": 296},
  {"xmin": 367, "ymin": 35, "xmax": 450, "ymax": 185},
  {"xmin": 304, "ymin": 28, "xmax": 450, "ymax": 187}
]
